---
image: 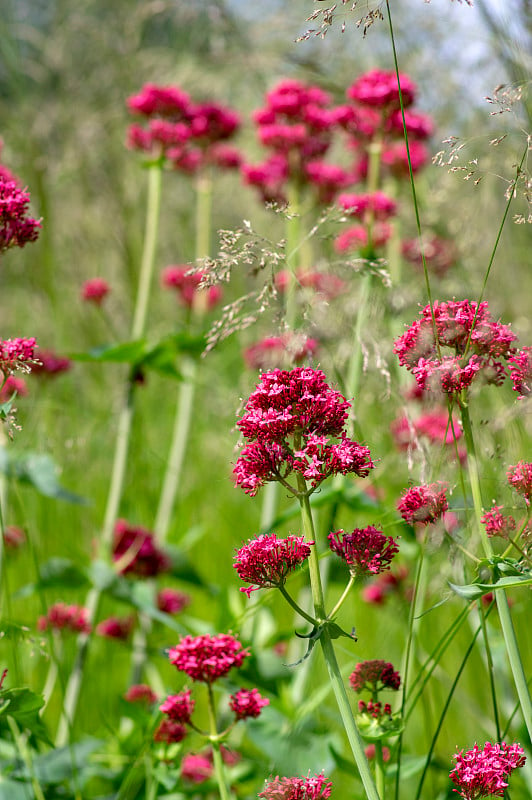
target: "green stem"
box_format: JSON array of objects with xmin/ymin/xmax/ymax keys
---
[
  {"xmin": 278, "ymin": 584, "xmax": 318, "ymax": 627},
  {"xmin": 297, "ymin": 484, "xmax": 380, "ymax": 800},
  {"xmin": 459, "ymin": 400, "xmax": 532, "ymax": 741},
  {"xmin": 285, "ymin": 182, "xmax": 302, "ymax": 330},
  {"xmin": 328, "ymin": 575, "xmax": 355, "ymax": 621},
  {"xmin": 8, "ymin": 717, "xmax": 46, "ymax": 800},
  {"xmin": 374, "ymin": 740, "xmax": 385, "ymax": 800},
  {"xmin": 207, "ymin": 684, "xmax": 232, "ymax": 800},
  {"xmin": 56, "ymin": 162, "xmax": 163, "ymax": 746},
  {"xmin": 477, "ymin": 600, "xmax": 502, "ymax": 740}
]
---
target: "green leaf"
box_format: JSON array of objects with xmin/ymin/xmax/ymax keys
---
[
  {"xmin": 356, "ymin": 711, "xmax": 403, "ymax": 742},
  {"xmin": 449, "ymin": 573, "xmax": 532, "ymax": 601},
  {"xmin": 70, "ymin": 340, "xmax": 147, "ymax": 364},
  {"xmin": 31, "ymin": 737, "xmax": 103, "ymax": 784},
  {"xmin": 0, "ymin": 448, "xmax": 86, "ymax": 504},
  {"xmin": 15, "ymin": 558, "xmax": 89, "ymax": 599},
  {"xmin": 0, "ymin": 688, "xmax": 52, "ymax": 745},
  {"xmin": 0, "ymin": 777, "xmax": 33, "ymax": 800}
]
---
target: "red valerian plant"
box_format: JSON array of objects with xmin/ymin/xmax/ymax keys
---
[
  {"xmin": 168, "ymin": 633, "xmax": 250, "ymax": 683},
  {"xmin": 81, "ymin": 277, "xmax": 110, "ymax": 305},
  {"xmin": 159, "ymin": 689, "xmax": 195, "ymax": 723},
  {"xmin": 258, "ymin": 772, "xmax": 333, "ymax": 799},
  {"xmin": 397, "ymin": 482, "xmax": 449, "ymax": 525},
  {"xmin": 161, "ymin": 264, "xmax": 223, "ymax": 310},
  {"xmin": 449, "ymin": 741, "xmax": 526, "ymax": 799},
  {"xmin": 233, "ymin": 533, "xmax": 313, "ymax": 597},
  {"xmin": 349, "ymin": 660, "xmax": 401, "ymax": 693},
  {"xmin": 0, "ymin": 338, "xmax": 37, "ymax": 375},
  {"xmin": 480, "ymin": 506, "xmax": 517, "ymax": 539},
  {"xmin": 37, "ymin": 603, "xmax": 91, "ymax": 634},
  {"xmin": 0, "ymin": 179, "xmax": 41, "ymax": 252},
  {"xmin": 233, "ymin": 367, "xmax": 374, "ymax": 496},
  {"xmin": 112, "ymin": 519, "xmax": 170, "ymax": 577},
  {"xmin": 229, "ymin": 688, "xmax": 270, "ymax": 720},
  {"xmin": 507, "ymin": 461, "xmax": 532, "ymax": 505}
]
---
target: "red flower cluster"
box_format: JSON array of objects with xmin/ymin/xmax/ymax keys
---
[
  {"xmin": 234, "ymin": 368, "xmax": 374, "ymax": 496},
  {"xmin": 480, "ymin": 506, "xmax": 516, "ymax": 539},
  {"xmin": 402, "ymin": 234, "xmax": 456, "ymax": 277},
  {"xmin": 328, "ymin": 526, "xmax": 399, "ymax": 577},
  {"xmin": 391, "ymin": 410, "xmax": 463, "ymax": 451},
  {"xmin": 508, "ymin": 346, "xmax": 532, "ymax": 398},
  {"xmin": 181, "ymin": 752, "xmax": 214, "ymax": 783},
  {"xmin": 37, "ymin": 603, "xmax": 91, "ymax": 634},
  {"xmin": 233, "ymin": 533, "xmax": 313, "ymax": 597},
  {"xmin": 243, "ymin": 334, "xmax": 318, "ymax": 371},
  {"xmin": 124, "ymin": 684, "xmax": 157, "ymax": 705},
  {"xmin": 358, "ymin": 699, "xmax": 393, "ymax": 719},
  {"xmin": 112, "ymin": 519, "xmax": 170, "ymax": 577},
  {"xmin": 153, "ymin": 718, "xmax": 187, "ymax": 744},
  {"xmin": 243, "ymin": 78, "xmax": 348, "ymax": 205},
  {"xmin": 81, "ymin": 277, "xmax": 110, "ymax": 305},
  {"xmin": 0, "ymin": 338, "xmax": 37, "ymax": 375},
  {"xmin": 127, "ymin": 83, "xmax": 241, "ymax": 172},
  {"xmin": 159, "ymin": 689, "xmax": 195, "ymax": 724},
  {"xmin": 31, "ymin": 349, "xmax": 71, "ymax": 378},
  {"xmin": 157, "ymin": 587, "xmax": 190, "ymax": 615},
  {"xmin": 349, "ymin": 660, "xmax": 401, "ymax": 693},
  {"xmin": 229, "ymin": 688, "xmax": 270, "ymax": 720},
  {"xmin": 397, "ymin": 482, "xmax": 448, "ymax": 525},
  {"xmin": 168, "ymin": 633, "xmax": 249, "ymax": 683},
  {"xmin": 507, "ymin": 461, "xmax": 532, "ymax": 505},
  {"xmin": 161, "ymin": 264, "xmax": 223, "ymax": 310},
  {"xmin": 361, "ymin": 566, "xmax": 410, "ymax": 606},
  {"xmin": 274, "ymin": 269, "xmax": 346, "ymax": 300},
  {"xmin": 0, "ymin": 179, "xmax": 41, "ymax": 252},
  {"xmin": 394, "ymin": 300, "xmax": 517, "ymax": 396},
  {"xmin": 258, "ymin": 772, "xmax": 332, "ymax": 800},
  {"xmin": 0, "ymin": 374, "xmax": 28, "ymax": 402},
  {"xmin": 450, "ymin": 741, "xmax": 526, "ymax": 799},
  {"xmin": 96, "ymin": 615, "xmax": 134, "ymax": 640}
]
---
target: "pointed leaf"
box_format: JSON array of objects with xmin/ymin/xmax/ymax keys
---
[
  {"xmin": 449, "ymin": 573, "xmax": 532, "ymax": 600},
  {"xmin": 0, "ymin": 688, "xmax": 52, "ymax": 745},
  {"xmin": 0, "ymin": 448, "xmax": 86, "ymax": 504}
]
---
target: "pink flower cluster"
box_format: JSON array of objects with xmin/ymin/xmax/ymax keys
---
[
  {"xmin": 0, "ymin": 338, "xmax": 37, "ymax": 375},
  {"xmin": 81, "ymin": 277, "xmax": 110, "ymax": 305},
  {"xmin": 168, "ymin": 633, "xmax": 249, "ymax": 683},
  {"xmin": 161, "ymin": 264, "xmax": 222, "ymax": 310},
  {"xmin": 31, "ymin": 349, "xmax": 71, "ymax": 377},
  {"xmin": 349, "ymin": 660, "xmax": 401, "ymax": 693},
  {"xmin": 233, "ymin": 533, "xmax": 313, "ymax": 597},
  {"xmin": 274, "ymin": 269, "xmax": 346, "ymax": 300},
  {"xmin": 96, "ymin": 615, "xmax": 134, "ymax": 640},
  {"xmin": 0, "ymin": 375, "xmax": 28, "ymax": 402},
  {"xmin": 243, "ymin": 79, "xmax": 349, "ymax": 205},
  {"xmin": 508, "ymin": 346, "xmax": 532, "ymax": 398},
  {"xmin": 480, "ymin": 506, "xmax": 516, "ymax": 539},
  {"xmin": 160, "ymin": 688, "xmax": 195, "ymax": 723},
  {"xmin": 0, "ymin": 179, "xmax": 41, "ymax": 252},
  {"xmin": 234, "ymin": 368, "xmax": 374, "ymax": 496},
  {"xmin": 243, "ymin": 334, "xmax": 318, "ymax": 371},
  {"xmin": 157, "ymin": 587, "xmax": 190, "ymax": 615},
  {"xmin": 450, "ymin": 741, "xmax": 526, "ymax": 799},
  {"xmin": 258, "ymin": 772, "xmax": 332, "ymax": 800},
  {"xmin": 112, "ymin": 519, "xmax": 170, "ymax": 577},
  {"xmin": 229, "ymin": 688, "xmax": 270, "ymax": 720},
  {"xmin": 394, "ymin": 300, "xmax": 517, "ymax": 395},
  {"xmin": 37, "ymin": 603, "xmax": 91, "ymax": 634},
  {"xmin": 328, "ymin": 526, "xmax": 399, "ymax": 578},
  {"xmin": 397, "ymin": 482, "xmax": 448, "ymax": 525},
  {"xmin": 507, "ymin": 461, "xmax": 532, "ymax": 505},
  {"xmin": 127, "ymin": 83, "xmax": 241, "ymax": 172},
  {"xmin": 124, "ymin": 684, "xmax": 157, "ymax": 705},
  {"xmin": 402, "ymin": 235, "xmax": 456, "ymax": 277},
  {"xmin": 391, "ymin": 410, "xmax": 463, "ymax": 451}
]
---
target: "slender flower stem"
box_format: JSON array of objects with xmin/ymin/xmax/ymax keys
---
[
  {"xmin": 328, "ymin": 575, "xmax": 355, "ymax": 621},
  {"xmin": 8, "ymin": 717, "xmax": 46, "ymax": 800},
  {"xmin": 207, "ymin": 683, "xmax": 232, "ymax": 800},
  {"xmin": 278, "ymin": 584, "xmax": 318, "ymax": 627},
  {"xmin": 459, "ymin": 400, "xmax": 532, "ymax": 741},
  {"xmin": 56, "ymin": 162, "xmax": 163, "ymax": 746},
  {"xmin": 285, "ymin": 181, "xmax": 302, "ymax": 330},
  {"xmin": 297, "ymin": 479, "xmax": 380, "ymax": 800},
  {"xmin": 374, "ymin": 741, "xmax": 385, "ymax": 799}
]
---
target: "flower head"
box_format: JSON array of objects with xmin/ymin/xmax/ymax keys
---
[
  {"xmin": 0, "ymin": 374, "xmax": 28, "ymax": 402},
  {"xmin": 349, "ymin": 660, "xmax": 401, "ymax": 693},
  {"xmin": 161, "ymin": 264, "xmax": 222, "ymax": 310},
  {"xmin": 507, "ymin": 461, "xmax": 532, "ymax": 505},
  {"xmin": 160, "ymin": 689, "xmax": 195, "ymax": 723},
  {"xmin": 31, "ymin": 349, "xmax": 71, "ymax": 377},
  {"xmin": 328, "ymin": 527, "xmax": 399, "ymax": 577},
  {"xmin": 347, "ymin": 69, "xmax": 416, "ymax": 110},
  {"xmin": 0, "ymin": 179, "xmax": 41, "ymax": 252},
  {"xmin": 157, "ymin": 588, "xmax": 191, "ymax": 615},
  {"xmin": 96, "ymin": 615, "xmax": 134, "ymax": 640},
  {"xmin": 508, "ymin": 347, "xmax": 532, "ymax": 398},
  {"xmin": 450, "ymin": 741, "xmax": 526, "ymax": 799},
  {"xmin": 234, "ymin": 533, "xmax": 313, "ymax": 597},
  {"xmin": 81, "ymin": 277, "xmax": 110, "ymax": 305},
  {"xmin": 229, "ymin": 688, "xmax": 269, "ymax": 720},
  {"xmin": 168, "ymin": 633, "xmax": 249, "ymax": 683},
  {"xmin": 243, "ymin": 334, "xmax": 318, "ymax": 371},
  {"xmin": 124, "ymin": 684, "xmax": 157, "ymax": 705},
  {"xmin": 181, "ymin": 752, "xmax": 213, "ymax": 783},
  {"xmin": 480, "ymin": 506, "xmax": 516, "ymax": 539},
  {"xmin": 258, "ymin": 772, "xmax": 332, "ymax": 799},
  {"xmin": 113, "ymin": 519, "xmax": 170, "ymax": 577},
  {"xmin": 37, "ymin": 603, "xmax": 91, "ymax": 634},
  {"xmin": 153, "ymin": 718, "xmax": 187, "ymax": 744},
  {"xmin": 0, "ymin": 338, "xmax": 37, "ymax": 375},
  {"xmin": 397, "ymin": 482, "xmax": 448, "ymax": 525}
]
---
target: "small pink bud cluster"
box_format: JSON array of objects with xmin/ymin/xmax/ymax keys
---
[
  {"xmin": 349, "ymin": 660, "xmax": 401, "ymax": 693},
  {"xmin": 233, "ymin": 367, "xmax": 374, "ymax": 497},
  {"xmin": 508, "ymin": 346, "xmax": 532, "ymax": 398},
  {"xmin": 402, "ymin": 235, "xmax": 456, "ymax": 277},
  {"xmin": 397, "ymin": 482, "xmax": 448, "ymax": 525},
  {"xmin": 112, "ymin": 519, "xmax": 170, "ymax": 578},
  {"xmin": 127, "ymin": 83, "xmax": 241, "ymax": 172},
  {"xmin": 233, "ymin": 533, "xmax": 313, "ymax": 597},
  {"xmin": 394, "ymin": 300, "xmax": 518, "ymax": 396},
  {"xmin": 168, "ymin": 633, "xmax": 249, "ymax": 683},
  {"xmin": 0, "ymin": 179, "xmax": 41, "ymax": 252},
  {"xmin": 124, "ymin": 684, "xmax": 157, "ymax": 705},
  {"xmin": 449, "ymin": 741, "xmax": 526, "ymax": 799},
  {"xmin": 358, "ymin": 699, "xmax": 392, "ymax": 719},
  {"xmin": 31, "ymin": 349, "xmax": 71, "ymax": 378},
  {"xmin": 0, "ymin": 338, "xmax": 37, "ymax": 375},
  {"xmin": 243, "ymin": 334, "xmax": 318, "ymax": 371},
  {"xmin": 161, "ymin": 264, "xmax": 222, "ymax": 310},
  {"xmin": 480, "ymin": 506, "xmax": 516, "ymax": 539},
  {"xmin": 96, "ymin": 615, "xmax": 135, "ymax": 640},
  {"xmin": 258, "ymin": 772, "xmax": 332, "ymax": 800},
  {"xmin": 274, "ymin": 269, "xmax": 346, "ymax": 300},
  {"xmin": 507, "ymin": 461, "xmax": 532, "ymax": 505},
  {"xmin": 157, "ymin": 588, "xmax": 190, "ymax": 615},
  {"xmin": 37, "ymin": 603, "xmax": 91, "ymax": 634},
  {"xmin": 81, "ymin": 277, "xmax": 110, "ymax": 305},
  {"xmin": 328, "ymin": 526, "xmax": 399, "ymax": 578},
  {"xmin": 243, "ymin": 79, "xmax": 350, "ymax": 205}
]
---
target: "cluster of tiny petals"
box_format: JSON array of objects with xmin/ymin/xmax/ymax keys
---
[
  {"xmin": 258, "ymin": 772, "xmax": 332, "ymax": 800},
  {"xmin": 234, "ymin": 533, "xmax": 313, "ymax": 597},
  {"xmin": 153, "ymin": 719, "xmax": 187, "ymax": 744},
  {"xmin": 358, "ymin": 700, "xmax": 392, "ymax": 719},
  {"xmin": 397, "ymin": 483, "xmax": 448, "ymax": 525},
  {"xmin": 328, "ymin": 527, "xmax": 399, "ymax": 577},
  {"xmin": 274, "ymin": 269, "xmax": 346, "ymax": 299},
  {"xmin": 0, "ymin": 179, "xmax": 41, "ymax": 252},
  {"xmin": 507, "ymin": 461, "xmax": 532, "ymax": 505},
  {"xmin": 402, "ymin": 235, "xmax": 456, "ymax": 277},
  {"xmin": 168, "ymin": 633, "xmax": 249, "ymax": 683},
  {"xmin": 113, "ymin": 519, "xmax": 170, "ymax": 577},
  {"xmin": 338, "ymin": 191, "xmax": 397, "ymax": 220},
  {"xmin": 349, "ymin": 660, "xmax": 401, "ymax": 693},
  {"xmin": 96, "ymin": 615, "xmax": 134, "ymax": 640},
  {"xmin": 394, "ymin": 300, "xmax": 518, "ymax": 396},
  {"xmin": 161, "ymin": 265, "xmax": 222, "ymax": 310},
  {"xmin": 391, "ymin": 410, "xmax": 462, "ymax": 451},
  {"xmin": 159, "ymin": 689, "xmax": 195, "ymax": 723},
  {"xmin": 508, "ymin": 347, "xmax": 532, "ymax": 398},
  {"xmin": 229, "ymin": 688, "xmax": 270, "ymax": 720},
  {"xmin": 480, "ymin": 506, "xmax": 516, "ymax": 539},
  {"xmin": 0, "ymin": 338, "xmax": 37, "ymax": 374},
  {"xmin": 450, "ymin": 741, "xmax": 526, "ymax": 799},
  {"xmin": 347, "ymin": 69, "xmax": 416, "ymax": 109},
  {"xmin": 37, "ymin": 603, "xmax": 91, "ymax": 634},
  {"xmin": 243, "ymin": 334, "xmax": 318, "ymax": 371},
  {"xmin": 181, "ymin": 752, "xmax": 213, "ymax": 783},
  {"xmin": 81, "ymin": 277, "xmax": 110, "ymax": 305},
  {"xmin": 124, "ymin": 684, "xmax": 157, "ymax": 705},
  {"xmin": 31, "ymin": 349, "xmax": 71, "ymax": 377},
  {"xmin": 157, "ymin": 587, "xmax": 190, "ymax": 615}
]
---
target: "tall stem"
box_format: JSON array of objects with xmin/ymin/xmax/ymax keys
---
[
  {"xmin": 207, "ymin": 684, "xmax": 232, "ymax": 800},
  {"xmin": 459, "ymin": 400, "xmax": 532, "ymax": 740},
  {"xmin": 285, "ymin": 182, "xmax": 302, "ymax": 330},
  {"xmin": 297, "ymin": 484, "xmax": 380, "ymax": 800},
  {"xmin": 56, "ymin": 163, "xmax": 163, "ymax": 746}
]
